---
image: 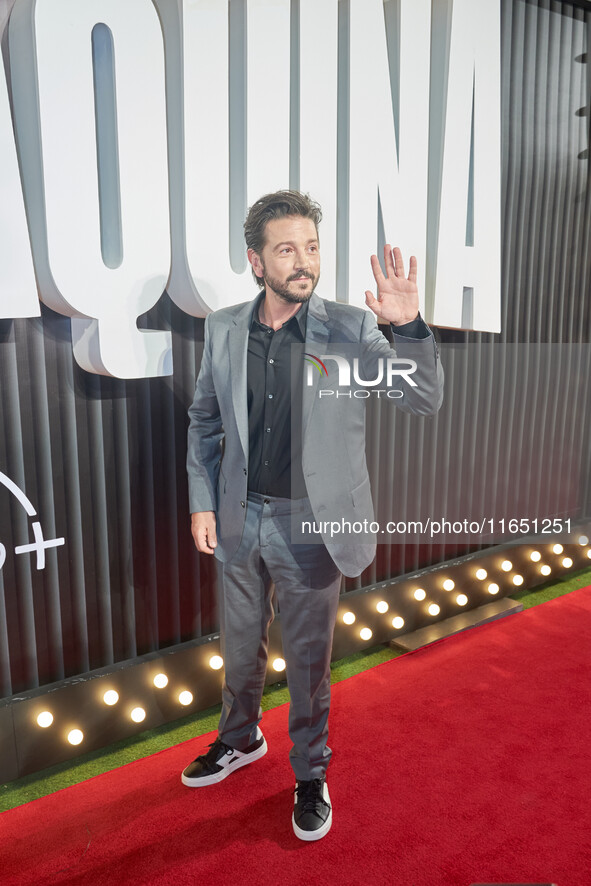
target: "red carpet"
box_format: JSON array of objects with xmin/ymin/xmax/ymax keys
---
[{"xmin": 3, "ymin": 588, "xmax": 591, "ymax": 886}]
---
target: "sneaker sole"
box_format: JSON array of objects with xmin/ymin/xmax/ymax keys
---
[
  {"xmin": 292, "ymin": 808, "xmax": 332, "ymax": 841},
  {"xmin": 181, "ymin": 736, "xmax": 268, "ymax": 787},
  {"xmin": 292, "ymin": 784, "xmax": 332, "ymax": 841}
]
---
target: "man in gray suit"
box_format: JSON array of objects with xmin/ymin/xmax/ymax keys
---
[{"xmin": 183, "ymin": 191, "xmax": 443, "ymax": 841}]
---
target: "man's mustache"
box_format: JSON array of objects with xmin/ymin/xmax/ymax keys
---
[{"xmin": 287, "ymin": 271, "xmax": 315, "ymax": 281}]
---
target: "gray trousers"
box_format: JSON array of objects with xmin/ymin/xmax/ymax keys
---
[{"xmin": 217, "ymin": 491, "xmax": 342, "ymax": 780}]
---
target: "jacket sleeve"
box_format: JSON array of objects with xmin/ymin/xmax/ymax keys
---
[
  {"xmin": 359, "ymin": 310, "xmax": 444, "ymax": 415},
  {"xmin": 187, "ymin": 313, "xmax": 224, "ymax": 513}
]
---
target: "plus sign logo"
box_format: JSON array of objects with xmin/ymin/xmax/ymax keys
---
[{"xmin": 0, "ymin": 472, "xmax": 65, "ymax": 571}]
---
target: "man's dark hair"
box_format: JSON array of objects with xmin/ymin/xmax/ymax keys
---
[{"xmin": 244, "ymin": 190, "xmax": 322, "ymax": 287}]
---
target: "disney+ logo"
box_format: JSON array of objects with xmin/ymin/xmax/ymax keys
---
[{"xmin": 0, "ymin": 472, "xmax": 64, "ymax": 572}]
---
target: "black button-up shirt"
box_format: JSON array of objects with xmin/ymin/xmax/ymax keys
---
[{"xmin": 247, "ymin": 293, "xmax": 308, "ymax": 498}]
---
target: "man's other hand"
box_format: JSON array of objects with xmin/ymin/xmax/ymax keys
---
[{"xmin": 191, "ymin": 511, "xmax": 218, "ymax": 554}]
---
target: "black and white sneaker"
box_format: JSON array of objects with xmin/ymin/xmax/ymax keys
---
[
  {"xmin": 181, "ymin": 728, "xmax": 267, "ymax": 787},
  {"xmin": 292, "ymin": 777, "xmax": 332, "ymax": 841}
]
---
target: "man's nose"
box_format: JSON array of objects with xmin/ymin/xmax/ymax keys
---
[{"xmin": 293, "ymin": 249, "xmax": 310, "ymax": 268}]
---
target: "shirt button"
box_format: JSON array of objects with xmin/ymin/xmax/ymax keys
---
[
  {"xmin": 268, "ymin": 358, "xmax": 274, "ymax": 364},
  {"xmin": 265, "ymin": 427, "xmax": 271, "ymax": 433},
  {"xmin": 268, "ymin": 393, "xmax": 274, "ymax": 399},
  {"xmin": 264, "ymin": 460, "xmax": 269, "ymax": 466},
  {"xmin": 240, "ymin": 501, "xmax": 245, "ymax": 508},
  {"xmin": 264, "ymin": 498, "xmax": 270, "ymax": 504}
]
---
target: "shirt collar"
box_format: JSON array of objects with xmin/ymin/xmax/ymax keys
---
[{"xmin": 251, "ymin": 290, "xmax": 309, "ymax": 338}]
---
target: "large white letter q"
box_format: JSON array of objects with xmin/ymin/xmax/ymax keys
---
[{"xmin": 9, "ymin": 0, "xmax": 171, "ymax": 378}]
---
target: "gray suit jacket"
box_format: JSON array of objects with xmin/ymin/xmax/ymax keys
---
[{"xmin": 187, "ymin": 293, "xmax": 443, "ymax": 577}]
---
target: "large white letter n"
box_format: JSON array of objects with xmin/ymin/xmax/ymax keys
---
[{"xmin": 432, "ymin": 0, "xmax": 501, "ymax": 332}]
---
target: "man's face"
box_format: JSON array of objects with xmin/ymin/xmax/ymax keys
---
[{"xmin": 248, "ymin": 215, "xmax": 320, "ymax": 303}]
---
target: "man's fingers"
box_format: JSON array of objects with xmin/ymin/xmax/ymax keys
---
[
  {"xmin": 365, "ymin": 291, "xmax": 381, "ymax": 314},
  {"xmin": 392, "ymin": 246, "xmax": 406, "ymax": 279},
  {"xmin": 384, "ymin": 244, "xmax": 396, "ymax": 277},
  {"xmin": 200, "ymin": 525, "xmax": 217, "ymax": 552},
  {"xmin": 197, "ymin": 535, "xmax": 216, "ymax": 554},
  {"xmin": 193, "ymin": 526, "xmax": 209, "ymax": 553},
  {"xmin": 370, "ymin": 253, "xmax": 386, "ymax": 286},
  {"xmin": 408, "ymin": 254, "xmax": 418, "ymax": 284},
  {"xmin": 191, "ymin": 512, "xmax": 217, "ymax": 554}
]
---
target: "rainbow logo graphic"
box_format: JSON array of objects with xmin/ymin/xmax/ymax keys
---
[{"xmin": 303, "ymin": 353, "xmax": 329, "ymax": 376}]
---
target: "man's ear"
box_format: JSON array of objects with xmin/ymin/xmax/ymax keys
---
[{"xmin": 247, "ymin": 248, "xmax": 263, "ymax": 278}]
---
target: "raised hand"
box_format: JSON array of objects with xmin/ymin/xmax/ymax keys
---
[{"xmin": 365, "ymin": 245, "xmax": 419, "ymax": 326}]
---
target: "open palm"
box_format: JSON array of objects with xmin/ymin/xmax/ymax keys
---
[{"xmin": 365, "ymin": 245, "xmax": 419, "ymax": 326}]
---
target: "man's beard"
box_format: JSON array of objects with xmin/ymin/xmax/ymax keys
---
[{"xmin": 261, "ymin": 267, "xmax": 319, "ymax": 304}]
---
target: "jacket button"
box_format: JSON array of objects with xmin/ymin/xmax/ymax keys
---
[
  {"xmin": 240, "ymin": 501, "xmax": 245, "ymax": 508},
  {"xmin": 243, "ymin": 468, "xmax": 247, "ymax": 474}
]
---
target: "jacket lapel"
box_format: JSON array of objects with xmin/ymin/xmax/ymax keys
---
[
  {"xmin": 229, "ymin": 299, "xmax": 257, "ymax": 462},
  {"xmin": 302, "ymin": 294, "xmax": 330, "ymax": 437}
]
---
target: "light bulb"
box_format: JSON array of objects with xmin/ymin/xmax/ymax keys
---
[
  {"xmin": 512, "ymin": 574, "xmax": 524, "ymax": 586},
  {"xmin": 562, "ymin": 557, "xmax": 573, "ymax": 568},
  {"xmin": 272, "ymin": 658, "xmax": 286, "ymax": 672},
  {"xmin": 552, "ymin": 544, "xmax": 563, "ymax": 555},
  {"xmin": 376, "ymin": 601, "xmax": 389, "ymax": 614},
  {"xmin": 488, "ymin": 583, "xmax": 499, "ymax": 595},
  {"xmin": 442, "ymin": 579, "xmax": 455, "ymax": 591},
  {"xmin": 130, "ymin": 707, "xmax": 146, "ymax": 723},
  {"xmin": 179, "ymin": 692, "xmax": 193, "ymax": 706},
  {"xmin": 153, "ymin": 673, "xmax": 168, "ymax": 689},
  {"xmin": 456, "ymin": 594, "xmax": 468, "ymax": 606},
  {"xmin": 501, "ymin": 560, "xmax": 512, "ymax": 572},
  {"xmin": 392, "ymin": 616, "xmax": 404, "ymax": 629},
  {"xmin": 360, "ymin": 627, "xmax": 373, "ymax": 641},
  {"xmin": 475, "ymin": 569, "xmax": 487, "ymax": 580},
  {"xmin": 413, "ymin": 588, "xmax": 426, "ymax": 601},
  {"xmin": 428, "ymin": 603, "xmax": 440, "ymax": 616},
  {"xmin": 540, "ymin": 564, "xmax": 551, "ymax": 576},
  {"xmin": 68, "ymin": 729, "xmax": 83, "ymax": 745},
  {"xmin": 530, "ymin": 551, "xmax": 541, "ymax": 562},
  {"xmin": 103, "ymin": 690, "xmax": 119, "ymax": 706},
  {"xmin": 209, "ymin": 655, "xmax": 224, "ymax": 670},
  {"xmin": 37, "ymin": 711, "xmax": 53, "ymax": 728},
  {"xmin": 342, "ymin": 611, "xmax": 356, "ymax": 625}
]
